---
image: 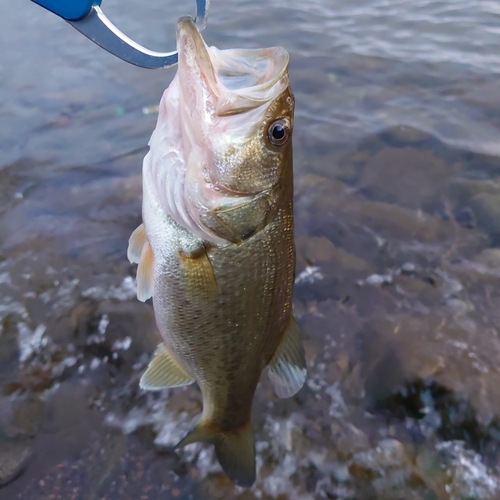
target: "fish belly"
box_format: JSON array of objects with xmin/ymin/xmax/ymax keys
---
[{"xmin": 143, "ymin": 179, "xmax": 294, "ymax": 429}]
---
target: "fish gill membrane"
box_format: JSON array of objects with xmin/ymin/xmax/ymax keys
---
[{"xmin": 127, "ymin": 17, "xmax": 306, "ymax": 487}]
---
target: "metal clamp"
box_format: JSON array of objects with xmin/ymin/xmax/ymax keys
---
[{"xmin": 31, "ymin": 0, "xmax": 210, "ymax": 69}]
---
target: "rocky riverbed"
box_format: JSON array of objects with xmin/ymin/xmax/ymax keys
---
[
  {"xmin": 3, "ymin": 126, "xmax": 500, "ymax": 499},
  {"xmin": 4, "ymin": 1, "xmax": 500, "ymax": 498}
]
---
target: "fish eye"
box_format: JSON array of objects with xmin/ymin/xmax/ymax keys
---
[{"xmin": 267, "ymin": 119, "xmax": 290, "ymax": 147}]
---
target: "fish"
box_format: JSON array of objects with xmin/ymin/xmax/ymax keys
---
[{"xmin": 127, "ymin": 16, "xmax": 306, "ymax": 487}]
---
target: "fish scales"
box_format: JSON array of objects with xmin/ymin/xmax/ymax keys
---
[
  {"xmin": 145, "ymin": 172, "xmax": 294, "ymax": 428},
  {"xmin": 129, "ymin": 16, "xmax": 306, "ymax": 487}
]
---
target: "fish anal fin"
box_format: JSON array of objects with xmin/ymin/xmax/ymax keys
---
[
  {"xmin": 176, "ymin": 421, "xmax": 256, "ymax": 487},
  {"xmin": 127, "ymin": 223, "xmax": 146, "ymax": 264},
  {"xmin": 179, "ymin": 245, "xmax": 218, "ymax": 299},
  {"xmin": 137, "ymin": 240, "xmax": 154, "ymax": 302},
  {"xmin": 140, "ymin": 343, "xmax": 195, "ymax": 391},
  {"xmin": 267, "ymin": 316, "xmax": 307, "ymax": 399}
]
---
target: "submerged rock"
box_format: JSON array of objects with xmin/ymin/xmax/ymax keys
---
[
  {"xmin": 0, "ymin": 439, "xmax": 33, "ymax": 487},
  {"xmin": 360, "ymin": 147, "xmax": 458, "ymax": 210},
  {"xmin": 4, "ymin": 116, "xmax": 500, "ymax": 500}
]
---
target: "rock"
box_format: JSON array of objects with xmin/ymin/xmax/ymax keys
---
[
  {"xmin": 0, "ymin": 439, "xmax": 33, "ymax": 486},
  {"xmin": 381, "ymin": 125, "xmax": 434, "ymax": 145},
  {"xmin": 0, "ymin": 311, "xmax": 20, "ymax": 367},
  {"xmin": 340, "ymin": 197, "xmax": 453, "ymax": 243},
  {"xmin": 95, "ymin": 300, "xmax": 159, "ymax": 363},
  {"xmin": 447, "ymin": 177, "xmax": 500, "ymax": 244},
  {"xmin": 348, "ymin": 438, "xmax": 414, "ymax": 498},
  {"xmin": 295, "ymin": 173, "xmax": 348, "ymax": 198},
  {"xmin": 470, "ymin": 191, "xmax": 500, "ymax": 245},
  {"xmin": 330, "ymin": 420, "xmax": 370, "ymax": 459},
  {"xmin": 374, "ymin": 438, "xmax": 410, "ymax": 468},
  {"xmin": 0, "ymin": 396, "xmax": 44, "ymax": 440},
  {"xmin": 296, "ymin": 236, "xmax": 372, "ymax": 273},
  {"xmin": 360, "ymin": 147, "xmax": 458, "ymax": 210},
  {"xmin": 351, "ymin": 438, "xmax": 409, "ymax": 472},
  {"xmin": 473, "ymin": 248, "xmax": 500, "ymax": 269},
  {"xmin": 463, "ymin": 81, "xmax": 500, "ymax": 112},
  {"xmin": 297, "ymin": 174, "xmax": 455, "ymax": 244},
  {"xmin": 436, "ymin": 441, "xmax": 500, "ymax": 500},
  {"xmin": 283, "ymin": 413, "xmax": 313, "ymax": 458},
  {"xmin": 359, "ymin": 316, "xmax": 445, "ymax": 406},
  {"xmin": 10, "ymin": 397, "xmax": 45, "ymax": 438}
]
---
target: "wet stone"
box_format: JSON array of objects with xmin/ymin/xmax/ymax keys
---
[
  {"xmin": 351, "ymin": 439, "xmax": 407, "ymax": 474},
  {"xmin": 473, "ymin": 248, "xmax": 500, "ymax": 269},
  {"xmin": 447, "ymin": 177, "xmax": 500, "ymax": 244},
  {"xmin": 379, "ymin": 125, "xmax": 436, "ymax": 145},
  {"xmin": 463, "ymin": 80, "xmax": 500, "ymax": 113},
  {"xmin": 5, "ymin": 6, "xmax": 500, "ymax": 497},
  {"xmin": 296, "ymin": 236, "xmax": 372, "ymax": 274},
  {"xmin": 469, "ymin": 191, "xmax": 500, "ymax": 245},
  {"xmin": 436, "ymin": 441, "xmax": 500, "ymax": 500},
  {"xmin": 0, "ymin": 439, "xmax": 33, "ymax": 487},
  {"xmin": 0, "ymin": 314, "xmax": 19, "ymax": 368},
  {"xmin": 359, "ymin": 147, "xmax": 458, "ymax": 211},
  {"xmin": 330, "ymin": 420, "xmax": 371, "ymax": 459}
]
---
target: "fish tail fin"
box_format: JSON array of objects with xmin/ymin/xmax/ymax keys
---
[
  {"xmin": 213, "ymin": 424, "xmax": 255, "ymax": 487},
  {"xmin": 175, "ymin": 421, "xmax": 256, "ymax": 487}
]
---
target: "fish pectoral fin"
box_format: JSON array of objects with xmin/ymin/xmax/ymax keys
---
[
  {"xmin": 140, "ymin": 343, "xmax": 195, "ymax": 391},
  {"xmin": 136, "ymin": 239, "xmax": 154, "ymax": 302},
  {"xmin": 128, "ymin": 223, "xmax": 154, "ymax": 302},
  {"xmin": 266, "ymin": 315, "xmax": 307, "ymax": 399},
  {"xmin": 179, "ymin": 245, "xmax": 218, "ymax": 299},
  {"xmin": 127, "ymin": 223, "xmax": 146, "ymax": 264},
  {"xmin": 176, "ymin": 421, "xmax": 256, "ymax": 488}
]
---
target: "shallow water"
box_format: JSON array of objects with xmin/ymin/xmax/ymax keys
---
[{"xmin": 2, "ymin": 0, "xmax": 500, "ymax": 499}]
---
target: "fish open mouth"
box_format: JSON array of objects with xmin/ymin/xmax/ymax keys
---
[
  {"xmin": 176, "ymin": 17, "xmax": 289, "ymax": 116},
  {"xmin": 145, "ymin": 17, "xmax": 294, "ymax": 245}
]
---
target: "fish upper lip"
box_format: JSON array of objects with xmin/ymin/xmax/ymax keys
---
[
  {"xmin": 176, "ymin": 16, "xmax": 219, "ymax": 94},
  {"xmin": 176, "ymin": 16, "xmax": 289, "ymax": 107}
]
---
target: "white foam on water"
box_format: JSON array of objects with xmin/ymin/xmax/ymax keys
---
[
  {"xmin": 437, "ymin": 441, "xmax": 500, "ymax": 499},
  {"xmin": 295, "ymin": 266, "xmax": 324, "ymax": 285},
  {"xmin": 82, "ymin": 276, "xmax": 137, "ymax": 301},
  {"xmin": 0, "ymin": 272, "xmax": 11, "ymax": 285},
  {"xmin": 97, "ymin": 314, "xmax": 110, "ymax": 336},
  {"xmin": 17, "ymin": 323, "xmax": 47, "ymax": 363},
  {"xmin": 112, "ymin": 336, "xmax": 132, "ymax": 351}
]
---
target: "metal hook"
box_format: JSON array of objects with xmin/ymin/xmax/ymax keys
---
[{"xmin": 31, "ymin": 0, "xmax": 210, "ymax": 69}]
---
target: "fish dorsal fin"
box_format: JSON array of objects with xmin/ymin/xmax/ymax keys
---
[
  {"xmin": 266, "ymin": 316, "xmax": 307, "ymax": 398},
  {"xmin": 127, "ymin": 223, "xmax": 146, "ymax": 264},
  {"xmin": 140, "ymin": 343, "xmax": 195, "ymax": 391},
  {"xmin": 136, "ymin": 241, "xmax": 154, "ymax": 302}
]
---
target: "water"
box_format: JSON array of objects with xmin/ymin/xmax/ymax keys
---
[{"xmin": 2, "ymin": 0, "xmax": 500, "ymax": 498}]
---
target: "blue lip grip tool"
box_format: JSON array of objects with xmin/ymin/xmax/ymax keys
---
[{"xmin": 31, "ymin": 0, "xmax": 210, "ymax": 68}]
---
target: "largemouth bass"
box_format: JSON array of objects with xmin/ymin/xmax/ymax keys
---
[{"xmin": 128, "ymin": 17, "xmax": 306, "ymax": 487}]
